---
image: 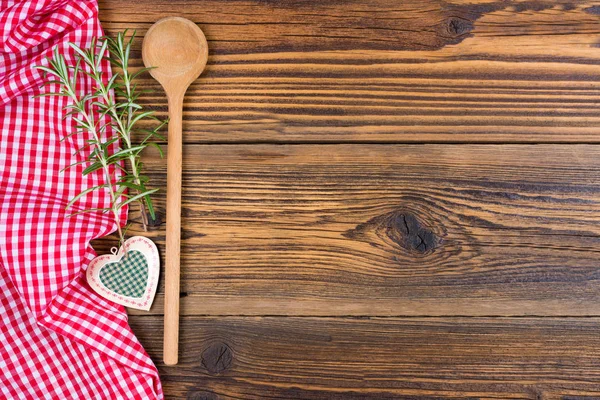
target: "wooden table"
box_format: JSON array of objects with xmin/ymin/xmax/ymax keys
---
[{"xmin": 98, "ymin": 1, "xmax": 600, "ymax": 398}]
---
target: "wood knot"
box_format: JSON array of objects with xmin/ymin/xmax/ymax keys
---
[
  {"xmin": 585, "ymin": 5, "xmax": 600, "ymax": 15},
  {"xmin": 446, "ymin": 17, "xmax": 473, "ymax": 36},
  {"xmin": 387, "ymin": 212, "xmax": 438, "ymax": 254},
  {"xmin": 344, "ymin": 210, "xmax": 440, "ymax": 256},
  {"xmin": 201, "ymin": 342, "xmax": 233, "ymax": 375},
  {"xmin": 187, "ymin": 391, "xmax": 219, "ymax": 400}
]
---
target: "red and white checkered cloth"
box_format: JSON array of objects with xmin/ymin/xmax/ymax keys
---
[{"xmin": 0, "ymin": 0, "xmax": 163, "ymax": 398}]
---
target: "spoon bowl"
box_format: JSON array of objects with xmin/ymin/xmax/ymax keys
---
[
  {"xmin": 143, "ymin": 17, "xmax": 208, "ymax": 92},
  {"xmin": 142, "ymin": 17, "xmax": 208, "ymax": 366}
]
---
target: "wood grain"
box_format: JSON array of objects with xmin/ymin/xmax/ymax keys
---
[
  {"xmin": 94, "ymin": 144, "xmax": 600, "ymax": 316},
  {"xmin": 96, "ymin": 1, "xmax": 600, "ymax": 398},
  {"xmin": 99, "ymin": 0, "xmax": 600, "ymax": 143},
  {"xmin": 128, "ymin": 315, "xmax": 600, "ymax": 398}
]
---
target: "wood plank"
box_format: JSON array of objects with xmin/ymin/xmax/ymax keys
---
[
  {"xmin": 128, "ymin": 315, "xmax": 600, "ymax": 399},
  {"xmin": 93, "ymin": 144, "xmax": 600, "ymax": 316},
  {"xmin": 98, "ymin": 0, "xmax": 600, "ymax": 143}
]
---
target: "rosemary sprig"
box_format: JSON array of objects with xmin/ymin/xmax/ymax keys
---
[
  {"xmin": 35, "ymin": 32, "xmax": 164, "ymax": 248},
  {"xmin": 103, "ymin": 31, "xmax": 166, "ymax": 229}
]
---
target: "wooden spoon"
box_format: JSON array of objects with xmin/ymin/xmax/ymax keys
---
[{"xmin": 142, "ymin": 17, "xmax": 208, "ymax": 366}]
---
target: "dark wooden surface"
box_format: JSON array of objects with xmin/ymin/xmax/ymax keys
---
[
  {"xmin": 130, "ymin": 316, "xmax": 600, "ymax": 399},
  {"xmin": 97, "ymin": 1, "xmax": 600, "ymax": 398}
]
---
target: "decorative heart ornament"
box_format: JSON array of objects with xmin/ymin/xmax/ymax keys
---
[{"xmin": 87, "ymin": 236, "xmax": 160, "ymax": 311}]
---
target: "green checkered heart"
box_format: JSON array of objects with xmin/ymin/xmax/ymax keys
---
[{"xmin": 99, "ymin": 250, "xmax": 149, "ymax": 298}]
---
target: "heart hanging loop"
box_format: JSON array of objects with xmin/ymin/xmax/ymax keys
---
[{"xmin": 110, "ymin": 247, "xmax": 118, "ymax": 256}]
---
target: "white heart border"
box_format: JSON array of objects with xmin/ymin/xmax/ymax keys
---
[{"xmin": 86, "ymin": 236, "xmax": 160, "ymax": 311}]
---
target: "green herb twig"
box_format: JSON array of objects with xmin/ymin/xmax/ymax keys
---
[{"xmin": 35, "ymin": 32, "xmax": 164, "ymax": 248}]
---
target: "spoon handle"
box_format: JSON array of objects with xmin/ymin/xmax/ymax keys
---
[{"xmin": 164, "ymin": 93, "xmax": 183, "ymax": 365}]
